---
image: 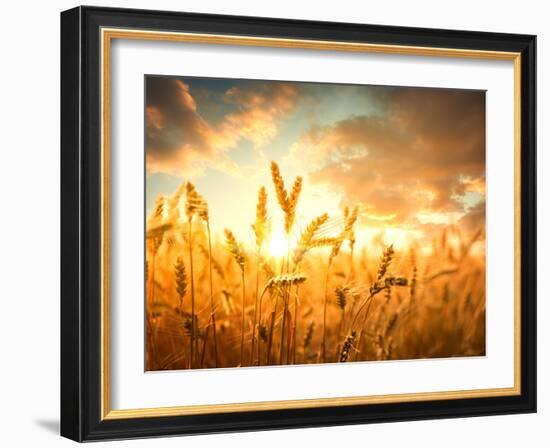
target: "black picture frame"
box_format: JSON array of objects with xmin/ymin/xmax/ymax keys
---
[{"xmin": 61, "ymin": 6, "xmax": 536, "ymax": 442}]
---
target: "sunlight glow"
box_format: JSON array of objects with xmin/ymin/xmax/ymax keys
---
[{"xmin": 268, "ymin": 229, "xmax": 289, "ymax": 259}]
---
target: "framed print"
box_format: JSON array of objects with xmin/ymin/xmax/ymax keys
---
[{"xmin": 60, "ymin": 6, "xmax": 537, "ymax": 442}]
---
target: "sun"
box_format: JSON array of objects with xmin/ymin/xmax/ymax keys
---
[{"xmin": 267, "ymin": 230, "xmax": 288, "ymax": 259}]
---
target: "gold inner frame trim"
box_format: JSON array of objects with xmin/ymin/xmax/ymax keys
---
[{"xmin": 100, "ymin": 27, "xmax": 522, "ymax": 420}]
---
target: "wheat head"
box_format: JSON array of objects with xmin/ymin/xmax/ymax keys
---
[
  {"xmin": 252, "ymin": 186, "xmax": 268, "ymax": 248},
  {"xmin": 174, "ymin": 256, "xmax": 187, "ymax": 301},
  {"xmin": 293, "ymin": 213, "xmax": 329, "ymax": 265},
  {"xmin": 224, "ymin": 229, "xmax": 247, "ymax": 271}
]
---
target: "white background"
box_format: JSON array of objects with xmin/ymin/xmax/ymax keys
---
[
  {"xmin": 0, "ymin": 0, "xmax": 546, "ymax": 447},
  {"xmin": 111, "ymin": 39, "xmax": 515, "ymax": 409}
]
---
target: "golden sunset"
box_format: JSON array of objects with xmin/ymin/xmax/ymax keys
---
[{"xmin": 144, "ymin": 76, "xmax": 486, "ymax": 370}]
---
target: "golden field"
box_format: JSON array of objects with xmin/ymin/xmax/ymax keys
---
[{"xmin": 145, "ymin": 162, "xmax": 485, "ymax": 371}]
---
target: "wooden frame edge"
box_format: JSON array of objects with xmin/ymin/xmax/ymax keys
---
[{"xmin": 99, "ymin": 27, "xmax": 523, "ymax": 421}]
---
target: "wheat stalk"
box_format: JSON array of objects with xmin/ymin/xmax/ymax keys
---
[
  {"xmin": 198, "ymin": 243, "xmax": 224, "ymax": 279},
  {"xmin": 184, "ymin": 183, "xmax": 197, "ymax": 368},
  {"xmin": 184, "ymin": 182, "xmax": 212, "ymax": 366},
  {"xmin": 289, "ymin": 283, "xmax": 299, "ymax": 364},
  {"xmin": 344, "ymin": 205, "xmax": 359, "ymax": 278},
  {"xmin": 260, "ymin": 273, "xmax": 308, "ymax": 366},
  {"xmin": 205, "ymin": 219, "xmax": 219, "ymax": 367},
  {"xmin": 351, "ymin": 246, "xmax": 408, "ymax": 361},
  {"xmin": 256, "ymin": 256, "xmax": 275, "ymax": 365},
  {"xmin": 224, "ymin": 228, "xmax": 247, "ymax": 365},
  {"xmin": 184, "ymin": 182, "xmax": 211, "ymax": 367},
  {"xmin": 187, "ymin": 186, "xmax": 219, "ymax": 366},
  {"xmin": 285, "ymin": 213, "xmax": 329, "ymax": 364},
  {"xmin": 251, "ymin": 187, "xmax": 268, "ymax": 365},
  {"xmin": 270, "ymin": 162, "xmax": 303, "ymax": 364},
  {"xmin": 278, "ymin": 270, "xmax": 303, "ymax": 364},
  {"xmin": 321, "ymin": 232, "xmax": 344, "ymax": 363},
  {"xmin": 145, "ymin": 197, "xmax": 169, "ymax": 370},
  {"xmin": 167, "ymin": 183, "xmax": 186, "ymax": 222}
]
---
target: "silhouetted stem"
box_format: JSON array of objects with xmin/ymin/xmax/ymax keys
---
[
  {"xmin": 200, "ymin": 323, "xmax": 210, "ymax": 368},
  {"xmin": 187, "ymin": 220, "xmax": 195, "ymax": 369},
  {"xmin": 256, "ymin": 287, "xmax": 269, "ymax": 366},
  {"xmin": 266, "ymin": 298, "xmax": 278, "ymax": 365},
  {"xmin": 240, "ymin": 269, "xmax": 246, "ymax": 366},
  {"xmin": 321, "ymin": 258, "xmax": 333, "ymax": 363},
  {"xmin": 250, "ymin": 256, "xmax": 260, "ymax": 365},
  {"xmin": 289, "ymin": 285, "xmax": 300, "ymax": 364},
  {"xmin": 206, "ymin": 222, "xmax": 218, "ymax": 367}
]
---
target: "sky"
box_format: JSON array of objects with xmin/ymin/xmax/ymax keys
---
[{"xmin": 145, "ymin": 75, "xmax": 486, "ymax": 252}]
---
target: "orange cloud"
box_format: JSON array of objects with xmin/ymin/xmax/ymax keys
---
[
  {"xmin": 291, "ymin": 87, "xmax": 486, "ymax": 227},
  {"xmin": 146, "ymin": 78, "xmax": 300, "ymax": 176},
  {"xmin": 458, "ymin": 200, "xmax": 486, "ymax": 236}
]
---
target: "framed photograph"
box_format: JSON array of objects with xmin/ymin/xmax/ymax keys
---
[{"xmin": 60, "ymin": 6, "xmax": 536, "ymax": 441}]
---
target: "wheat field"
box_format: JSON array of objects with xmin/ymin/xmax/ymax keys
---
[{"xmin": 145, "ymin": 161, "xmax": 485, "ymax": 371}]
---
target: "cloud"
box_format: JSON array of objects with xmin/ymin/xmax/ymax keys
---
[
  {"xmin": 145, "ymin": 78, "xmax": 300, "ymax": 176},
  {"xmin": 290, "ymin": 87, "xmax": 486, "ymax": 227},
  {"xmin": 222, "ymin": 83, "xmax": 300, "ymax": 147},
  {"xmin": 458, "ymin": 200, "xmax": 486, "ymax": 236}
]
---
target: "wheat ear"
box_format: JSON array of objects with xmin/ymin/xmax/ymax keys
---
[
  {"xmin": 352, "ymin": 246, "xmax": 409, "ymax": 361},
  {"xmin": 269, "ymin": 160, "xmax": 302, "ymax": 236},
  {"xmin": 344, "ymin": 205, "xmax": 359, "ymax": 279},
  {"xmin": 335, "ymin": 285, "xmax": 349, "ymax": 340},
  {"xmin": 339, "ymin": 331, "xmax": 356, "ymax": 362},
  {"xmin": 293, "ymin": 213, "xmax": 329, "ymax": 266},
  {"xmin": 174, "ymin": 256, "xmax": 187, "ymax": 309}
]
